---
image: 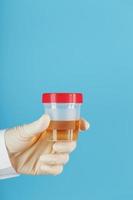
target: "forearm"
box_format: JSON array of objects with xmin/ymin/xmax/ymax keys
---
[{"xmin": 0, "ymin": 130, "xmax": 19, "ymax": 180}]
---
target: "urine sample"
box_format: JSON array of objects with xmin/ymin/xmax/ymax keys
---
[{"xmin": 42, "ymin": 93, "xmax": 83, "ymax": 141}]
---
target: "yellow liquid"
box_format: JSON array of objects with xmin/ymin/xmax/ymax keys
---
[{"xmin": 46, "ymin": 120, "xmax": 80, "ymax": 141}]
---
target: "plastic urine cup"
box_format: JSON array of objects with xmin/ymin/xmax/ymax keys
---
[{"xmin": 42, "ymin": 93, "xmax": 83, "ymax": 141}]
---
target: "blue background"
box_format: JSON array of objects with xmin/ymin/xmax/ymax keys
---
[{"xmin": 0, "ymin": 0, "xmax": 132, "ymax": 199}]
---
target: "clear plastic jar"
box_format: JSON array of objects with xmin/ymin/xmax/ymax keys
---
[{"xmin": 42, "ymin": 93, "xmax": 83, "ymax": 141}]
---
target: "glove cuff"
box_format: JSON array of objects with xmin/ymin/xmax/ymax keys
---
[{"xmin": 0, "ymin": 130, "xmax": 19, "ymax": 179}]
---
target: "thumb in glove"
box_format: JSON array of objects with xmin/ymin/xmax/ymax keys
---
[{"xmin": 5, "ymin": 114, "xmax": 50, "ymax": 154}]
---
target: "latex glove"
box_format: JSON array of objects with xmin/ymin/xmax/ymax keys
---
[{"xmin": 5, "ymin": 115, "xmax": 89, "ymax": 175}]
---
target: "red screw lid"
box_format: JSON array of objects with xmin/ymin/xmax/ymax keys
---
[{"xmin": 42, "ymin": 93, "xmax": 83, "ymax": 103}]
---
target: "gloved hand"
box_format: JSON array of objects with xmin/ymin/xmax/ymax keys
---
[{"xmin": 4, "ymin": 115, "xmax": 89, "ymax": 175}]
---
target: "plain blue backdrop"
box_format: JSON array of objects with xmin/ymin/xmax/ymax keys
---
[{"xmin": 0, "ymin": 0, "xmax": 132, "ymax": 199}]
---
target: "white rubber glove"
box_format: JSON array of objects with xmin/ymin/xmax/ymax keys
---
[{"xmin": 4, "ymin": 114, "xmax": 89, "ymax": 176}]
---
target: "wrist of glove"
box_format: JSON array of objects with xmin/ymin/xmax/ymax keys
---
[{"xmin": 4, "ymin": 114, "xmax": 89, "ymax": 176}]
